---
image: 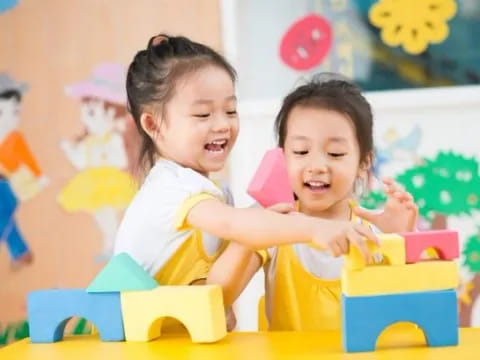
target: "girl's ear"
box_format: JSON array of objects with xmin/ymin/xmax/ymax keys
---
[
  {"xmin": 358, "ymin": 151, "xmax": 373, "ymax": 178},
  {"xmin": 140, "ymin": 112, "xmax": 159, "ymax": 139}
]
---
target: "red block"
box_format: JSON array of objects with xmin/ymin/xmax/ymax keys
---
[
  {"xmin": 247, "ymin": 148, "xmax": 294, "ymax": 208},
  {"xmin": 402, "ymin": 230, "xmax": 459, "ymax": 264}
]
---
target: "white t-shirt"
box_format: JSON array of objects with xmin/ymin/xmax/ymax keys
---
[{"xmin": 114, "ymin": 159, "xmax": 232, "ymax": 277}]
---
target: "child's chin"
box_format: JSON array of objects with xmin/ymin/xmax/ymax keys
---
[
  {"xmin": 299, "ymin": 197, "xmax": 330, "ymax": 211},
  {"xmin": 203, "ymin": 161, "xmax": 226, "ymax": 173}
]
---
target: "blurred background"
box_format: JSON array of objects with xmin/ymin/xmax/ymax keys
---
[{"xmin": 1, "ymin": 0, "xmax": 480, "ymax": 344}]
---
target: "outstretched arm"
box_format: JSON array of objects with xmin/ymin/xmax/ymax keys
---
[
  {"xmin": 187, "ymin": 199, "xmax": 379, "ymax": 261},
  {"xmin": 207, "ymin": 242, "xmax": 263, "ymax": 307}
]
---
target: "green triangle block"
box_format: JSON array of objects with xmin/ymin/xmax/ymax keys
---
[{"xmin": 87, "ymin": 253, "xmax": 158, "ymax": 293}]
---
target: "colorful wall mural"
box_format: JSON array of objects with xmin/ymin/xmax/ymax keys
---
[{"xmin": 0, "ymin": 0, "xmax": 223, "ymax": 346}]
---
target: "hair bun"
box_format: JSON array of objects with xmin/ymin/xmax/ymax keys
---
[
  {"xmin": 147, "ymin": 34, "xmax": 174, "ymax": 63},
  {"xmin": 149, "ymin": 34, "xmax": 170, "ymax": 47}
]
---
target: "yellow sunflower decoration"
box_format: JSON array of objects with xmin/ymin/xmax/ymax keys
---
[{"xmin": 369, "ymin": 0, "xmax": 457, "ymax": 54}]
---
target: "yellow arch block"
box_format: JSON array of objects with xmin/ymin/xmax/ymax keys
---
[
  {"xmin": 342, "ymin": 261, "xmax": 459, "ymax": 296},
  {"xmin": 345, "ymin": 233, "xmax": 406, "ymax": 270},
  {"xmin": 120, "ymin": 285, "xmax": 226, "ymax": 343}
]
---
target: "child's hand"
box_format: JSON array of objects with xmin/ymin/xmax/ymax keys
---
[
  {"xmin": 267, "ymin": 202, "xmax": 298, "ymax": 215},
  {"xmin": 353, "ymin": 178, "xmax": 418, "ymax": 233},
  {"xmin": 312, "ymin": 220, "xmax": 379, "ymax": 263}
]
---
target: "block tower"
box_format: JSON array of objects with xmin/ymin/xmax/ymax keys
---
[{"xmin": 342, "ymin": 230, "xmax": 460, "ymax": 352}]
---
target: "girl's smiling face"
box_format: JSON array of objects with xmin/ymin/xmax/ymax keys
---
[
  {"xmin": 147, "ymin": 65, "xmax": 239, "ymax": 176},
  {"xmin": 284, "ymin": 106, "xmax": 369, "ymax": 219}
]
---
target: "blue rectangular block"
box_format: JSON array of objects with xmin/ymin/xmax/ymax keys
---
[
  {"xmin": 342, "ymin": 289, "xmax": 458, "ymax": 352},
  {"xmin": 27, "ymin": 289, "xmax": 124, "ymax": 343}
]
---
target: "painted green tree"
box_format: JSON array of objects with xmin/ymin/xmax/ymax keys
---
[
  {"xmin": 362, "ymin": 151, "xmax": 480, "ymax": 228},
  {"xmin": 360, "ymin": 188, "xmax": 386, "ymax": 210},
  {"xmin": 397, "ymin": 152, "xmax": 480, "ymax": 228}
]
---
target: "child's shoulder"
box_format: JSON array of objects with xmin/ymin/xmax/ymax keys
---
[
  {"xmin": 146, "ymin": 159, "xmax": 202, "ymax": 183},
  {"xmin": 143, "ymin": 159, "xmax": 224, "ymax": 198}
]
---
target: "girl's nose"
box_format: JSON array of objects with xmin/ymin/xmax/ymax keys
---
[
  {"xmin": 307, "ymin": 158, "xmax": 328, "ymax": 174},
  {"xmin": 212, "ymin": 115, "xmax": 230, "ymax": 132}
]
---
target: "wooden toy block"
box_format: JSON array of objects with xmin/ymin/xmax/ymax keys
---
[
  {"xmin": 341, "ymin": 261, "xmax": 459, "ymax": 296},
  {"xmin": 402, "ymin": 230, "xmax": 459, "ymax": 264},
  {"xmin": 345, "ymin": 233, "xmax": 405, "ymax": 270},
  {"xmin": 120, "ymin": 285, "xmax": 226, "ymax": 343},
  {"xmin": 247, "ymin": 147, "xmax": 294, "ymax": 207},
  {"xmin": 27, "ymin": 289, "xmax": 124, "ymax": 343},
  {"xmin": 342, "ymin": 289, "xmax": 458, "ymax": 352},
  {"xmin": 87, "ymin": 253, "xmax": 158, "ymax": 293}
]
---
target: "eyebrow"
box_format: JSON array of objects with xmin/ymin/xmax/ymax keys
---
[
  {"xmin": 328, "ymin": 137, "xmax": 348, "ymax": 144},
  {"xmin": 290, "ymin": 135, "xmax": 309, "ymax": 141},
  {"xmin": 290, "ymin": 135, "xmax": 348, "ymax": 143},
  {"xmin": 192, "ymin": 95, "xmax": 237, "ymax": 105}
]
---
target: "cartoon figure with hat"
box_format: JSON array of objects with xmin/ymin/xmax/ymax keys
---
[
  {"xmin": 0, "ymin": 73, "xmax": 47, "ymax": 269},
  {"xmin": 58, "ymin": 63, "xmax": 137, "ymax": 262}
]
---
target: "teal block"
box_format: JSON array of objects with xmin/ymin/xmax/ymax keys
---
[{"xmin": 87, "ymin": 253, "xmax": 157, "ymax": 293}]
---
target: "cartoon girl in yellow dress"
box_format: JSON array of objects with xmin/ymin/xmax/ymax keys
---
[{"xmin": 58, "ymin": 63, "xmax": 137, "ymax": 261}]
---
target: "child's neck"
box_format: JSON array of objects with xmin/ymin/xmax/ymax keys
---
[
  {"xmin": 299, "ymin": 198, "xmax": 352, "ymax": 221},
  {"xmin": 159, "ymin": 157, "xmax": 210, "ymax": 178}
]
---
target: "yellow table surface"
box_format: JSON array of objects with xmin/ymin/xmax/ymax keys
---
[{"xmin": 1, "ymin": 328, "xmax": 479, "ymax": 360}]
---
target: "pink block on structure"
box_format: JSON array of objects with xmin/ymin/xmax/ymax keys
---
[
  {"xmin": 247, "ymin": 148, "xmax": 295, "ymax": 208},
  {"xmin": 402, "ymin": 230, "xmax": 459, "ymax": 264}
]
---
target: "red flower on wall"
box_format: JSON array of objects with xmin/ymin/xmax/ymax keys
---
[{"xmin": 279, "ymin": 14, "xmax": 333, "ymax": 71}]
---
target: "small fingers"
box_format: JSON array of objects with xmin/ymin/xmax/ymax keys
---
[
  {"xmin": 328, "ymin": 242, "xmax": 343, "ymax": 257},
  {"xmin": 354, "ymin": 223, "xmax": 380, "ymax": 246},
  {"xmin": 347, "ymin": 230, "xmax": 372, "ymax": 263}
]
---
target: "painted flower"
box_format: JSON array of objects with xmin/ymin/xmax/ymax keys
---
[{"xmin": 369, "ymin": 0, "xmax": 457, "ymax": 54}]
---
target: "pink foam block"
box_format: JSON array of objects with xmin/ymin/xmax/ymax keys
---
[
  {"xmin": 402, "ymin": 230, "xmax": 459, "ymax": 264},
  {"xmin": 247, "ymin": 148, "xmax": 294, "ymax": 208}
]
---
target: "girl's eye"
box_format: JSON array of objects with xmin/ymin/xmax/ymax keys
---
[
  {"xmin": 226, "ymin": 110, "xmax": 237, "ymax": 115},
  {"xmin": 329, "ymin": 153, "xmax": 346, "ymax": 157},
  {"xmin": 193, "ymin": 114, "xmax": 210, "ymax": 118},
  {"xmin": 293, "ymin": 150, "xmax": 308, "ymax": 155}
]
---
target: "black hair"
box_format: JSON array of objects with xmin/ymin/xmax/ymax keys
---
[{"xmin": 274, "ymin": 73, "xmax": 373, "ymax": 164}]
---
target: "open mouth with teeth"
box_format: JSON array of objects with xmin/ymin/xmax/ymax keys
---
[
  {"xmin": 304, "ymin": 180, "xmax": 331, "ymax": 192},
  {"xmin": 204, "ymin": 139, "xmax": 228, "ymax": 153}
]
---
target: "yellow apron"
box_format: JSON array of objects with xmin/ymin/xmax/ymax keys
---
[
  {"xmin": 154, "ymin": 192, "xmax": 228, "ymax": 332},
  {"xmin": 265, "ymin": 202, "xmax": 368, "ymax": 331},
  {"xmin": 266, "ymin": 244, "xmax": 342, "ymax": 331}
]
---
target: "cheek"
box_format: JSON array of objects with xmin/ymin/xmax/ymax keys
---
[
  {"xmin": 285, "ymin": 158, "xmax": 304, "ymax": 183},
  {"xmin": 334, "ymin": 162, "xmax": 358, "ymax": 184},
  {"xmin": 231, "ymin": 119, "xmax": 239, "ymax": 136},
  {"xmin": 183, "ymin": 123, "xmax": 209, "ymax": 148}
]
